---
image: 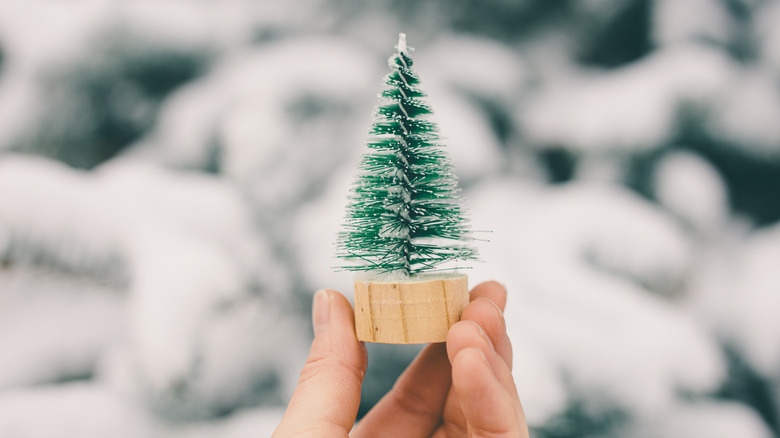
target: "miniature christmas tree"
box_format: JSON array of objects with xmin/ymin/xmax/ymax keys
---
[
  {"xmin": 338, "ymin": 33, "xmax": 477, "ymax": 277},
  {"xmin": 338, "ymin": 34, "xmax": 477, "ymax": 344}
]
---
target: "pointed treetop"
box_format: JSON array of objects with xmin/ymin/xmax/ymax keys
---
[{"xmin": 397, "ymin": 33, "xmax": 407, "ymax": 54}]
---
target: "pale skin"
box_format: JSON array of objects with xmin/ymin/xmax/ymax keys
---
[{"xmin": 273, "ymin": 281, "xmax": 530, "ymax": 438}]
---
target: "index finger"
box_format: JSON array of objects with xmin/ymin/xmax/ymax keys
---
[
  {"xmin": 464, "ymin": 282, "xmax": 512, "ymax": 369},
  {"xmin": 352, "ymin": 280, "xmax": 508, "ymax": 438},
  {"xmin": 470, "ymin": 281, "xmax": 507, "ymax": 310}
]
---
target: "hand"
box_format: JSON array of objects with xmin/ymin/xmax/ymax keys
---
[{"xmin": 273, "ymin": 281, "xmax": 529, "ymax": 437}]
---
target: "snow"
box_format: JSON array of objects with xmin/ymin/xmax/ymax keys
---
[
  {"xmin": 727, "ymin": 225, "xmax": 780, "ymax": 377},
  {"xmin": 0, "ymin": 383, "xmax": 285, "ymax": 438},
  {"xmin": 467, "ymin": 180, "xmax": 724, "ymax": 421},
  {"xmin": 506, "ymin": 328, "xmax": 567, "ymax": 425},
  {"xmin": 757, "ymin": 0, "xmax": 780, "ymax": 75},
  {"xmin": 0, "ymin": 384, "xmax": 155, "ymax": 438},
  {"xmin": 0, "ymin": 74, "xmax": 38, "ymax": 152},
  {"xmin": 419, "ymin": 35, "xmax": 527, "ymax": 103},
  {"xmin": 652, "ymin": 0, "xmax": 734, "ymax": 47},
  {"xmin": 424, "ymin": 88, "xmax": 504, "ymax": 183},
  {"xmin": 522, "ymin": 45, "xmax": 736, "ymax": 152},
  {"xmin": 653, "ymin": 151, "xmax": 728, "ymax": 236},
  {"xmin": 179, "ymin": 407, "xmax": 285, "ymax": 438},
  {"xmin": 127, "ymin": 236, "xmax": 244, "ymax": 393},
  {"xmin": 291, "ymin": 168, "xmax": 355, "ymax": 295},
  {"xmin": 0, "ymin": 156, "xmax": 125, "ymax": 275},
  {"xmin": 470, "ymin": 181, "xmax": 694, "ymax": 297},
  {"xmin": 0, "ymin": 267, "xmax": 124, "ymax": 389},
  {"xmin": 98, "ymin": 159, "xmax": 281, "ymax": 287},
  {"xmin": 627, "ymin": 401, "xmax": 773, "ymax": 438},
  {"xmin": 685, "ymin": 221, "xmax": 780, "ymax": 384},
  {"xmin": 397, "ymin": 33, "xmax": 408, "ymax": 53},
  {"xmin": 0, "ymin": 2, "xmax": 106, "ymax": 68},
  {"xmin": 707, "ymin": 70, "xmax": 780, "ymax": 156},
  {"xmin": 103, "ymin": 164, "xmax": 302, "ymax": 417},
  {"xmin": 0, "ymin": 1, "xmax": 211, "ymax": 154},
  {"xmin": 0, "ymin": 155, "xmax": 282, "ymax": 292},
  {"xmin": 135, "ymin": 38, "xmax": 378, "ymax": 214},
  {"xmin": 0, "ymin": 0, "xmax": 319, "ymax": 75},
  {"xmin": 0, "ymin": 154, "xmax": 304, "ymax": 419},
  {"xmin": 125, "ymin": 251, "xmax": 307, "ymax": 417},
  {"xmin": 413, "ymin": 36, "xmax": 526, "ymax": 182},
  {"xmin": 113, "ymin": 1, "xmax": 260, "ymax": 49}
]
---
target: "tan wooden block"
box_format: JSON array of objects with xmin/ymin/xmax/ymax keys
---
[{"xmin": 354, "ymin": 274, "xmax": 469, "ymax": 344}]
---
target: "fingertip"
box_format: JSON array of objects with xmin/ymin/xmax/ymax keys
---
[
  {"xmin": 310, "ymin": 288, "xmax": 366, "ymax": 374},
  {"xmin": 469, "ymin": 281, "xmax": 507, "ymax": 310},
  {"xmin": 457, "ymin": 346, "xmax": 489, "ymax": 366},
  {"xmin": 483, "ymin": 280, "xmax": 507, "ymax": 292},
  {"xmin": 312, "ymin": 290, "xmax": 331, "ymax": 336},
  {"xmin": 447, "ymin": 320, "xmax": 492, "ymax": 346},
  {"xmin": 446, "ymin": 320, "xmax": 494, "ymax": 365},
  {"xmin": 323, "ymin": 289, "xmax": 352, "ymax": 310},
  {"xmin": 452, "ymin": 347, "xmax": 493, "ymax": 387},
  {"xmin": 323, "ymin": 289, "xmax": 357, "ymax": 329},
  {"xmin": 461, "ymin": 297, "xmax": 505, "ymax": 335},
  {"xmin": 476, "ymin": 297, "xmax": 503, "ymax": 318},
  {"xmin": 459, "ymin": 297, "xmax": 512, "ymax": 370}
]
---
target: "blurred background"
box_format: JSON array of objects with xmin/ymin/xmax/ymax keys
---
[{"xmin": 0, "ymin": 0, "xmax": 779, "ymax": 437}]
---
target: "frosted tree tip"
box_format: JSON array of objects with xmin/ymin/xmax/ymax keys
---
[{"xmin": 397, "ymin": 33, "xmax": 407, "ymax": 54}]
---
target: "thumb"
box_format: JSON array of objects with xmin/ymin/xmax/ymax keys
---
[{"xmin": 273, "ymin": 290, "xmax": 367, "ymax": 437}]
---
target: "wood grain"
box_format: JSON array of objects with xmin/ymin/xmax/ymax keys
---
[{"xmin": 354, "ymin": 275, "xmax": 469, "ymax": 344}]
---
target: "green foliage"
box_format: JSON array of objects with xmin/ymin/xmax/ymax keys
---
[{"xmin": 337, "ymin": 36, "xmax": 477, "ymax": 277}]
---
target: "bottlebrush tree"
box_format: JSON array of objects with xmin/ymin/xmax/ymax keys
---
[{"xmin": 337, "ymin": 34, "xmax": 477, "ymax": 277}]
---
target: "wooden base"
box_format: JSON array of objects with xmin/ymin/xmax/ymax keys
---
[{"xmin": 354, "ymin": 274, "xmax": 469, "ymax": 344}]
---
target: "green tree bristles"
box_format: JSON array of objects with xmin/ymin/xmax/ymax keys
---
[{"xmin": 337, "ymin": 34, "xmax": 478, "ymax": 277}]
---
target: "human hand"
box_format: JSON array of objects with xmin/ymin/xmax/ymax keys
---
[{"xmin": 273, "ymin": 281, "xmax": 529, "ymax": 437}]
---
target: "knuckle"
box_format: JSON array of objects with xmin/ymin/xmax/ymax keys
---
[{"xmin": 299, "ymin": 354, "xmax": 365, "ymax": 386}]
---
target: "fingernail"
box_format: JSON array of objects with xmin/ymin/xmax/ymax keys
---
[
  {"xmin": 477, "ymin": 297, "xmax": 503, "ymax": 318},
  {"xmin": 476, "ymin": 350, "xmax": 497, "ymax": 380},
  {"xmin": 476, "ymin": 324, "xmax": 491, "ymax": 345},
  {"xmin": 467, "ymin": 320, "xmax": 492, "ymax": 345},
  {"xmin": 313, "ymin": 290, "xmax": 330, "ymax": 335},
  {"xmin": 470, "ymin": 348, "xmax": 491, "ymax": 373}
]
